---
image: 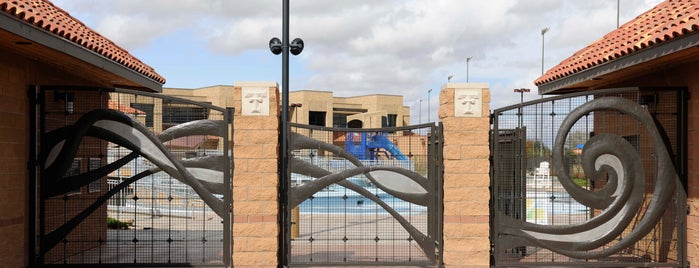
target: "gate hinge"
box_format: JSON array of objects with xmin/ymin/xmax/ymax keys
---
[{"xmin": 489, "ymin": 112, "xmax": 494, "ymax": 125}]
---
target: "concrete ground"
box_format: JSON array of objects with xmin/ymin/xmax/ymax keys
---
[{"xmin": 45, "ymin": 211, "xmax": 436, "ymax": 266}]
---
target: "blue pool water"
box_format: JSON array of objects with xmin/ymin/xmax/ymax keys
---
[{"xmin": 298, "ymin": 190, "xmax": 427, "ymax": 214}]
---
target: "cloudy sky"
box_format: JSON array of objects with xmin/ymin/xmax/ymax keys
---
[{"xmin": 53, "ymin": 0, "xmax": 662, "ymax": 124}]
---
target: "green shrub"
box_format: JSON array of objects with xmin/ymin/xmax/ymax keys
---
[
  {"xmin": 107, "ymin": 217, "xmax": 130, "ymax": 229},
  {"xmin": 572, "ymin": 176, "xmax": 589, "ymax": 188}
]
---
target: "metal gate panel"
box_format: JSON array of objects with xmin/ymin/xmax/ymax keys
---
[
  {"xmin": 490, "ymin": 88, "xmax": 687, "ymax": 267},
  {"xmin": 287, "ymin": 123, "xmax": 443, "ymax": 266},
  {"xmin": 32, "ymin": 86, "xmax": 232, "ymax": 266}
]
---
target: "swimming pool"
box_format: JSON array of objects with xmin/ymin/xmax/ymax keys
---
[{"xmin": 298, "ymin": 186, "xmax": 427, "ymax": 214}]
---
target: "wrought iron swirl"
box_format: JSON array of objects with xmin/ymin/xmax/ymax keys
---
[
  {"xmin": 41, "ymin": 109, "xmax": 229, "ymax": 253},
  {"xmin": 288, "ymin": 132, "xmax": 436, "ymax": 261},
  {"xmin": 500, "ymin": 96, "xmax": 680, "ymax": 259}
]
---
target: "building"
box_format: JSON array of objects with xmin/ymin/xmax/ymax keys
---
[
  {"xmin": 0, "ymin": 0, "xmax": 165, "ymax": 266},
  {"xmin": 535, "ymin": 0, "xmax": 699, "ymax": 265},
  {"xmin": 289, "ymin": 90, "xmax": 411, "ymax": 128},
  {"xmin": 154, "ymin": 87, "xmax": 412, "ymax": 129}
]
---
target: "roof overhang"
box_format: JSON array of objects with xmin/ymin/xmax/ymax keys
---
[
  {"xmin": 0, "ymin": 11, "xmax": 162, "ymax": 92},
  {"xmin": 538, "ymin": 31, "xmax": 699, "ymax": 95}
]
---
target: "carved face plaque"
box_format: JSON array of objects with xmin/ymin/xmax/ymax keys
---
[
  {"xmin": 454, "ymin": 88, "xmax": 482, "ymax": 117},
  {"xmin": 242, "ymin": 88, "xmax": 270, "ymax": 116}
]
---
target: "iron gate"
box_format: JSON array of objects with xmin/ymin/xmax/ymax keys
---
[
  {"xmin": 30, "ymin": 86, "xmax": 233, "ymax": 266},
  {"xmin": 286, "ymin": 123, "xmax": 443, "ymax": 266},
  {"xmin": 490, "ymin": 88, "xmax": 687, "ymax": 267}
]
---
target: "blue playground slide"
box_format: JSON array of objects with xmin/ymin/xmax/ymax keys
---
[
  {"xmin": 345, "ymin": 132, "xmax": 408, "ymax": 160},
  {"xmin": 370, "ymin": 134, "xmax": 408, "ymax": 160}
]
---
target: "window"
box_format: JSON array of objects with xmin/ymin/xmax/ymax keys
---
[
  {"xmin": 88, "ymin": 158, "xmax": 102, "ymax": 193},
  {"xmin": 66, "ymin": 159, "xmax": 82, "ymax": 195},
  {"xmin": 381, "ymin": 114, "xmax": 398, "ymax": 128},
  {"xmin": 162, "ymin": 104, "xmax": 209, "ymax": 128},
  {"xmin": 130, "ymin": 103, "xmax": 154, "ymax": 127},
  {"xmin": 309, "ymin": 111, "xmax": 326, "ymax": 126},
  {"xmin": 387, "ymin": 114, "xmax": 397, "ymax": 127},
  {"xmin": 333, "ymin": 113, "xmax": 347, "ymax": 128},
  {"xmin": 347, "ymin": 119, "xmax": 363, "ymax": 128}
]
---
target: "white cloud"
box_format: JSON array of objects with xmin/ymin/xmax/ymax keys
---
[{"xmin": 52, "ymin": 0, "xmax": 664, "ymax": 119}]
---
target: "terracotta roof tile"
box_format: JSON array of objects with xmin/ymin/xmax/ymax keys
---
[
  {"xmin": 108, "ymin": 100, "xmax": 145, "ymax": 115},
  {"xmin": 0, "ymin": 0, "xmax": 165, "ymax": 84},
  {"xmin": 535, "ymin": 0, "xmax": 699, "ymax": 86}
]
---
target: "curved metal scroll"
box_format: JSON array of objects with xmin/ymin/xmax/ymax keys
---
[
  {"xmin": 499, "ymin": 96, "xmax": 681, "ymax": 259},
  {"xmin": 41, "ymin": 109, "xmax": 230, "ymax": 253},
  {"xmin": 288, "ymin": 132, "xmax": 437, "ymax": 262}
]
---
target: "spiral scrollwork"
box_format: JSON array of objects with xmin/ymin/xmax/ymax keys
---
[{"xmin": 500, "ymin": 96, "xmax": 681, "ymax": 259}]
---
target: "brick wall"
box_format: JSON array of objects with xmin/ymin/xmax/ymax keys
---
[
  {"xmin": 0, "ymin": 50, "xmax": 30, "ymax": 268},
  {"xmin": 439, "ymin": 83, "xmax": 491, "ymax": 267},
  {"xmin": 232, "ymin": 83, "xmax": 280, "ymax": 267},
  {"xmin": 0, "ymin": 48, "xmax": 112, "ymax": 266},
  {"xmin": 686, "ymin": 81, "xmax": 699, "ymax": 266},
  {"xmin": 41, "ymin": 91, "xmax": 108, "ymax": 263}
]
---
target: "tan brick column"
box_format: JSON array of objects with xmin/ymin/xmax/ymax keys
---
[
  {"xmin": 232, "ymin": 82, "xmax": 280, "ymax": 267},
  {"xmin": 439, "ymin": 82, "xmax": 491, "ymax": 267}
]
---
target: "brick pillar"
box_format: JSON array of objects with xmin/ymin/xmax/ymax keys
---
[
  {"xmin": 232, "ymin": 82, "xmax": 280, "ymax": 267},
  {"xmin": 439, "ymin": 82, "xmax": 491, "ymax": 267}
]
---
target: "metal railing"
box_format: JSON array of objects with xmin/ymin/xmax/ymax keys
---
[
  {"xmin": 490, "ymin": 88, "xmax": 687, "ymax": 267},
  {"xmin": 33, "ymin": 86, "xmax": 232, "ymax": 266},
  {"xmin": 287, "ymin": 123, "xmax": 443, "ymax": 266}
]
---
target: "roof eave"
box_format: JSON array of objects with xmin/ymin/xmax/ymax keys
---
[
  {"xmin": 0, "ymin": 12, "xmax": 162, "ymax": 92},
  {"xmin": 538, "ymin": 31, "xmax": 699, "ymax": 95}
]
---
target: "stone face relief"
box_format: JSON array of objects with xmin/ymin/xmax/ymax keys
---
[
  {"xmin": 455, "ymin": 88, "xmax": 482, "ymax": 117},
  {"xmin": 242, "ymin": 88, "xmax": 270, "ymax": 116}
]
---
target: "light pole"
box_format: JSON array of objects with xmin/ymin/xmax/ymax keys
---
[
  {"xmin": 290, "ymin": 103, "xmax": 302, "ymax": 123},
  {"xmin": 427, "ymin": 89, "xmax": 432, "ymax": 123},
  {"xmin": 514, "ymin": 88, "xmax": 530, "ymax": 105},
  {"xmin": 419, "ymin": 99, "xmax": 423, "ymax": 124},
  {"xmin": 268, "ymin": 1, "xmax": 304, "ymax": 265},
  {"xmin": 617, "ymin": 0, "xmax": 620, "ymax": 28},
  {"xmin": 466, "ymin": 56, "xmax": 472, "ymax": 82},
  {"xmin": 541, "ymin": 26, "xmax": 550, "ymax": 75},
  {"xmin": 539, "ymin": 27, "xmax": 549, "ymax": 174},
  {"xmin": 514, "ymin": 88, "xmax": 529, "ymax": 126}
]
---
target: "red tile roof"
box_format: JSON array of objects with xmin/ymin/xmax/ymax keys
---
[
  {"xmin": 535, "ymin": 0, "xmax": 699, "ymax": 86},
  {"xmin": 0, "ymin": 0, "xmax": 166, "ymax": 84},
  {"xmin": 108, "ymin": 100, "xmax": 145, "ymax": 115}
]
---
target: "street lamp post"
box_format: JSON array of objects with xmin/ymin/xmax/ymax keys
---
[
  {"xmin": 514, "ymin": 88, "xmax": 529, "ymax": 127},
  {"xmin": 466, "ymin": 56, "xmax": 472, "ymax": 82},
  {"xmin": 617, "ymin": 0, "xmax": 620, "ymax": 28},
  {"xmin": 513, "ymin": 88, "xmax": 530, "ymax": 105},
  {"xmin": 290, "ymin": 103, "xmax": 302, "ymax": 123},
  {"xmin": 419, "ymin": 99, "xmax": 423, "ymax": 124},
  {"xmin": 539, "ymin": 27, "xmax": 549, "ymax": 174},
  {"xmin": 427, "ymin": 89, "xmax": 432, "ymax": 123},
  {"xmin": 269, "ymin": 0, "xmax": 304, "ymax": 265},
  {"xmin": 541, "ymin": 27, "xmax": 550, "ymax": 75}
]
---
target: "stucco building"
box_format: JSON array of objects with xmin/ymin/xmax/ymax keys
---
[
  {"xmin": 155, "ymin": 87, "xmax": 412, "ymax": 129},
  {"xmin": 289, "ymin": 90, "xmax": 411, "ymax": 128},
  {"xmin": 534, "ymin": 0, "xmax": 699, "ymax": 265}
]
